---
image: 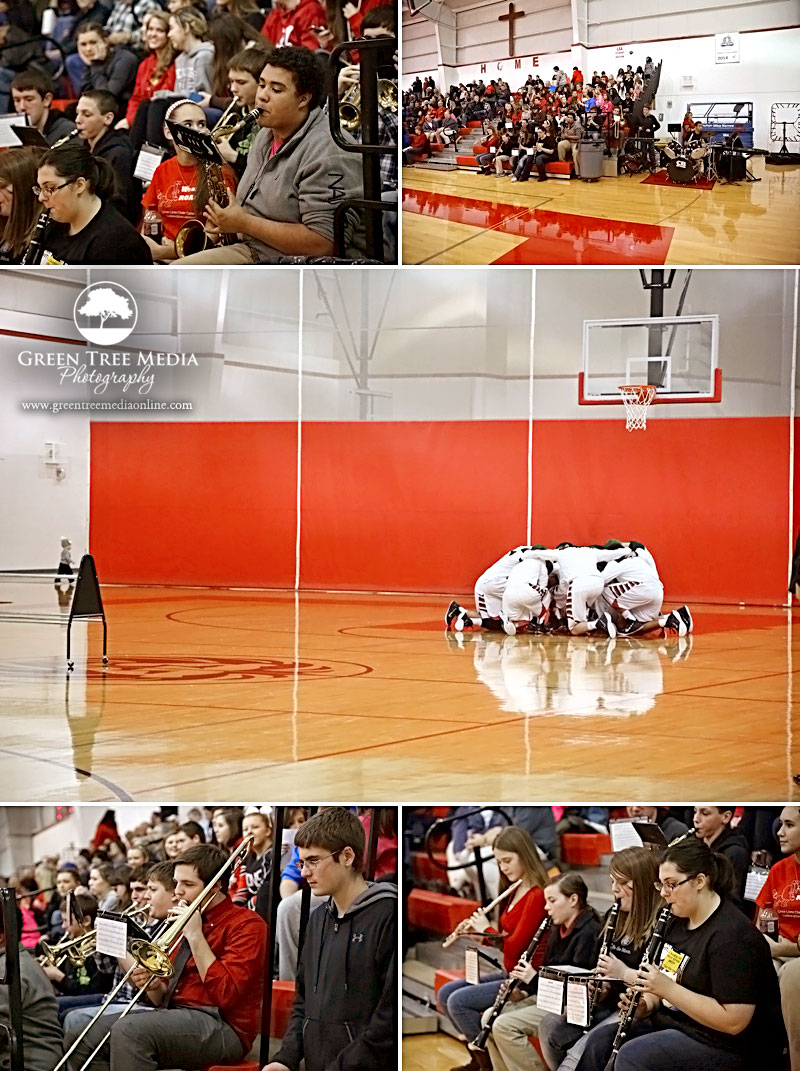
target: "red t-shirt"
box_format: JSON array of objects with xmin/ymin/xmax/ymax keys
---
[
  {"xmin": 757, "ymin": 855, "xmax": 800, "ymax": 941},
  {"xmin": 126, "ymin": 53, "xmax": 176, "ymax": 125},
  {"xmin": 173, "ymin": 895, "xmax": 267, "ymax": 1050},
  {"xmin": 261, "ymin": 0, "xmax": 329, "ymax": 50},
  {"xmin": 487, "ymin": 885, "xmax": 547, "ymax": 973},
  {"xmin": 141, "ymin": 156, "xmax": 237, "ymax": 242}
]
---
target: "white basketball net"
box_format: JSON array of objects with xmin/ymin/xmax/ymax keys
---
[{"xmin": 618, "ymin": 385, "xmax": 657, "ymax": 431}]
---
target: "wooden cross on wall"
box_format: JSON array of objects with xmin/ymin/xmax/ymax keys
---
[{"xmin": 499, "ymin": 2, "xmax": 525, "ymax": 57}]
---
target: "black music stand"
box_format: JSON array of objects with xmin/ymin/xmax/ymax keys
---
[{"xmin": 165, "ymin": 122, "xmax": 223, "ymax": 164}]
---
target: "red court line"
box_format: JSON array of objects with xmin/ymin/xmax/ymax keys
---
[{"xmin": 403, "ymin": 189, "xmax": 673, "ymax": 265}]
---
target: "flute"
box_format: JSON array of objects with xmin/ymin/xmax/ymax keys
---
[
  {"xmin": 469, "ymin": 915, "xmax": 552, "ymax": 1051},
  {"xmin": 604, "ymin": 906, "xmax": 671, "ymax": 1070},
  {"xmin": 442, "ymin": 879, "xmax": 522, "ymax": 948},
  {"xmin": 588, "ymin": 899, "xmax": 621, "ymax": 1021}
]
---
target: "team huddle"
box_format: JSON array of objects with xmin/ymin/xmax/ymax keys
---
[{"xmin": 445, "ymin": 541, "xmax": 693, "ymax": 639}]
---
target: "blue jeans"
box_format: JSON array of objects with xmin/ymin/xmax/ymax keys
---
[
  {"xmin": 438, "ymin": 974, "xmax": 505, "ymax": 1039},
  {"xmin": 577, "ymin": 1017, "xmax": 747, "ymax": 1071},
  {"xmin": 0, "ymin": 66, "xmax": 14, "ymax": 113},
  {"xmin": 65, "ymin": 52, "xmax": 86, "ymax": 95},
  {"xmin": 513, "ymin": 153, "xmax": 535, "ymax": 181}
]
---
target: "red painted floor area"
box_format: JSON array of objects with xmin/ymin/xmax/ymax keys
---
[{"xmin": 403, "ymin": 189, "xmax": 674, "ymax": 265}]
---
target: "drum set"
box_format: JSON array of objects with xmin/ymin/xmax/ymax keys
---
[
  {"xmin": 620, "ymin": 135, "xmax": 756, "ymax": 185},
  {"xmin": 661, "ymin": 140, "xmax": 708, "ymax": 184}
]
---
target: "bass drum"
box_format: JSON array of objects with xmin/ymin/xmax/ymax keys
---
[
  {"xmin": 667, "ymin": 156, "xmax": 698, "ymax": 184},
  {"xmin": 718, "ymin": 151, "xmax": 747, "ymax": 182}
]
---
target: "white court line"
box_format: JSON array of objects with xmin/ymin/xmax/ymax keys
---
[{"xmin": 527, "ymin": 269, "xmax": 536, "ymax": 545}]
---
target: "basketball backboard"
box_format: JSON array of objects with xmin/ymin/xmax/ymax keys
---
[{"xmin": 578, "ymin": 314, "xmax": 721, "ymax": 405}]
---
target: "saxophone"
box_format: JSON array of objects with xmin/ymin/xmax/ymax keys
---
[{"xmin": 174, "ymin": 107, "xmax": 261, "ymax": 258}]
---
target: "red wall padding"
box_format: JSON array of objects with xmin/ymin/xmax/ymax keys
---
[
  {"xmin": 89, "ymin": 417, "xmax": 790, "ymax": 604},
  {"xmin": 90, "ymin": 422, "xmax": 298, "ymax": 587},
  {"xmin": 299, "ymin": 421, "xmax": 529, "ymax": 593},
  {"xmin": 529, "ymin": 417, "xmax": 789, "ymax": 606}
]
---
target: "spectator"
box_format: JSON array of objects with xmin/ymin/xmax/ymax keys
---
[
  {"xmin": 75, "ymin": 23, "xmax": 138, "ymax": 110},
  {"xmin": 260, "ymin": 0, "xmax": 329, "ymax": 51},
  {"xmin": 117, "ymin": 9, "xmax": 175, "ymax": 130}
]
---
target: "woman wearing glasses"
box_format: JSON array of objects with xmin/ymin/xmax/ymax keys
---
[
  {"xmin": 33, "ymin": 141, "xmax": 152, "ymax": 264},
  {"xmin": 537, "ymin": 846, "xmax": 663, "ymax": 1070},
  {"xmin": 578, "ymin": 838, "xmax": 785, "ymax": 1071}
]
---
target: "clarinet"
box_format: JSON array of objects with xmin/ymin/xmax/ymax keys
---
[
  {"xmin": 21, "ymin": 210, "xmax": 51, "ymax": 265},
  {"xmin": 604, "ymin": 906, "xmax": 671, "ymax": 1070},
  {"xmin": 469, "ymin": 915, "xmax": 551, "ymax": 1052},
  {"xmin": 588, "ymin": 899, "xmax": 621, "ymax": 1022}
]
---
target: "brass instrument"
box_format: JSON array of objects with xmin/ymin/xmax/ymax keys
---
[
  {"xmin": 39, "ymin": 903, "xmax": 150, "ymax": 971},
  {"xmin": 469, "ymin": 915, "xmax": 552, "ymax": 1051},
  {"xmin": 174, "ymin": 107, "xmax": 260, "ymax": 257},
  {"xmin": 53, "ymin": 838, "xmax": 254, "ymax": 1071},
  {"xmin": 339, "ymin": 79, "xmax": 398, "ymax": 132},
  {"xmin": 442, "ymin": 879, "xmax": 522, "ymax": 948},
  {"xmin": 604, "ymin": 906, "xmax": 671, "ymax": 1070}
]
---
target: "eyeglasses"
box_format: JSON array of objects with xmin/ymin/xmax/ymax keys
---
[
  {"xmin": 654, "ymin": 876, "xmax": 694, "ymax": 893},
  {"xmin": 33, "ymin": 179, "xmax": 76, "ymax": 199},
  {"xmin": 299, "ymin": 853, "xmax": 337, "ymax": 873}
]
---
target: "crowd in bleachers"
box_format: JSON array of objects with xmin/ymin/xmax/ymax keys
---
[
  {"xmin": 404, "ymin": 805, "xmax": 799, "ymax": 1071},
  {"xmin": 402, "ymin": 61, "xmax": 659, "ymax": 178},
  {"xmin": 0, "ymin": 0, "xmax": 397, "ymax": 263},
  {"xmin": 1, "ymin": 804, "xmax": 398, "ymax": 1070}
]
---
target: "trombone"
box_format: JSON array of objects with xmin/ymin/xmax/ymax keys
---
[{"xmin": 54, "ymin": 838, "xmax": 253, "ymax": 1071}]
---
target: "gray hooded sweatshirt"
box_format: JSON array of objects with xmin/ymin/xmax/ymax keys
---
[
  {"xmin": 174, "ymin": 41, "xmax": 215, "ymax": 96},
  {"xmin": 236, "ymin": 106, "xmax": 364, "ymax": 262}
]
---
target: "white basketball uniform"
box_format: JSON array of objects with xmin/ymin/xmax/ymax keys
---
[
  {"xmin": 473, "ymin": 547, "xmax": 538, "ymax": 620},
  {"xmin": 532, "ymin": 547, "xmax": 626, "ymax": 628},
  {"xmin": 597, "ymin": 550, "xmax": 664, "ymax": 622},
  {"xmin": 502, "ymin": 558, "xmax": 550, "ymax": 623}
]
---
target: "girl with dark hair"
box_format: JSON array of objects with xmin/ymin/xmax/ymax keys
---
[
  {"xmin": 485, "ymin": 871, "xmax": 601, "ymax": 1071},
  {"xmin": 0, "ymin": 146, "xmax": 44, "ymax": 263},
  {"xmin": 212, "ymin": 806, "xmax": 248, "ymax": 902},
  {"xmin": 538, "ymin": 847, "xmax": 662, "ymax": 1070},
  {"xmin": 437, "ymin": 826, "xmax": 550, "ymax": 1071},
  {"xmin": 578, "ymin": 838, "xmax": 785, "ymax": 1071},
  {"xmin": 35, "ymin": 142, "xmax": 152, "ymax": 263},
  {"xmin": 212, "ymin": 0, "xmax": 264, "ymax": 31}
]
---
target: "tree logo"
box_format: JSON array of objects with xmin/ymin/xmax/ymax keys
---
[{"xmin": 73, "ymin": 281, "xmax": 137, "ymax": 344}]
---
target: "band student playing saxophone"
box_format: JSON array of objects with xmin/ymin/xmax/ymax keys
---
[
  {"xmin": 62, "ymin": 844, "xmax": 266, "ymax": 1071},
  {"xmin": 173, "ymin": 47, "xmax": 364, "ymax": 264}
]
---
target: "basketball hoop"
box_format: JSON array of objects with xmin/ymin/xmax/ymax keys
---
[{"xmin": 618, "ymin": 384, "xmax": 657, "ymax": 430}]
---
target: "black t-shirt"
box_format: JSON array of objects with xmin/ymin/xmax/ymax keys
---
[
  {"xmin": 40, "ymin": 201, "xmax": 152, "ymax": 265},
  {"xmin": 593, "ymin": 905, "xmax": 648, "ymax": 1009},
  {"xmin": 653, "ymin": 898, "xmax": 784, "ymax": 1061},
  {"xmin": 708, "ymin": 826, "xmax": 750, "ymax": 908}
]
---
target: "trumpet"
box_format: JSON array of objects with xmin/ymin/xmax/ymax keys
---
[
  {"xmin": 604, "ymin": 905, "xmax": 671, "ymax": 1070},
  {"xmin": 339, "ymin": 79, "xmax": 398, "ymax": 131},
  {"xmin": 470, "ymin": 915, "xmax": 551, "ymax": 1051},
  {"xmin": 53, "ymin": 838, "xmax": 254, "ymax": 1071},
  {"xmin": 442, "ymin": 880, "xmax": 522, "ymax": 948}
]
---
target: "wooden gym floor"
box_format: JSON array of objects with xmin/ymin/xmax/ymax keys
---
[
  {"xmin": 0, "ymin": 585, "xmax": 796, "ymax": 803},
  {"xmin": 401, "ymin": 159, "xmax": 800, "ymax": 265}
]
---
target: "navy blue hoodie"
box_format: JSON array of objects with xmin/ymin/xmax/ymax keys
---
[{"xmin": 273, "ymin": 881, "xmax": 397, "ymax": 1071}]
